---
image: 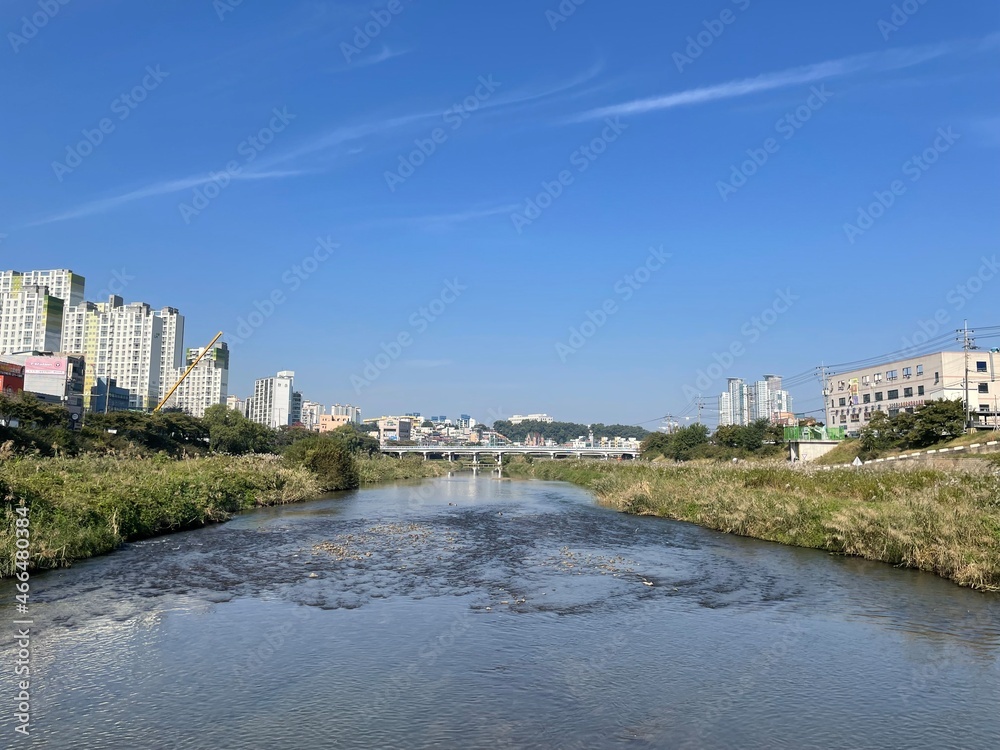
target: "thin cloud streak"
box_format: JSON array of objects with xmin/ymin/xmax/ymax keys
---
[
  {"xmin": 570, "ymin": 42, "xmax": 956, "ymax": 122},
  {"xmin": 26, "ymin": 64, "xmax": 603, "ymax": 228},
  {"xmin": 26, "ymin": 170, "xmax": 306, "ymax": 226}
]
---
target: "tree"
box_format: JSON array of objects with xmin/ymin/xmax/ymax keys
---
[
  {"xmin": 904, "ymin": 399, "xmax": 965, "ymax": 448},
  {"xmin": 201, "ymin": 404, "xmax": 275, "ymax": 455},
  {"xmin": 283, "ymin": 435, "xmax": 359, "ymax": 490}
]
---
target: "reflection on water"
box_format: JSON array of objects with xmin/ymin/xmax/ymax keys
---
[{"xmin": 2, "ymin": 475, "xmax": 998, "ymax": 749}]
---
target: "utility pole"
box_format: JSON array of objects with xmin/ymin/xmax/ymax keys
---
[
  {"xmin": 697, "ymin": 396, "xmax": 704, "ymax": 425},
  {"xmin": 958, "ymin": 321, "xmax": 976, "ymax": 430}
]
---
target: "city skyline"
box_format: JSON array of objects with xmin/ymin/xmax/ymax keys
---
[{"xmin": 1, "ymin": 2, "xmax": 997, "ymax": 424}]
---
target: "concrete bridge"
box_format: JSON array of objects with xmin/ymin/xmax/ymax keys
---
[{"xmin": 380, "ymin": 445, "xmax": 640, "ymax": 463}]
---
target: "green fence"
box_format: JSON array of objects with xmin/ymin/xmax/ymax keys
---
[{"xmin": 783, "ymin": 426, "xmax": 845, "ymax": 442}]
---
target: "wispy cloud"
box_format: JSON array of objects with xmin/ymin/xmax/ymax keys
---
[
  {"xmin": 403, "ymin": 203, "xmax": 522, "ymax": 230},
  {"xmin": 404, "ymin": 359, "xmax": 453, "ymax": 369},
  {"xmin": 335, "ymin": 45, "xmax": 410, "ymax": 71},
  {"xmin": 26, "ymin": 170, "xmax": 305, "ymax": 226},
  {"xmin": 570, "ymin": 42, "xmax": 957, "ymax": 122},
  {"xmin": 26, "ymin": 62, "xmax": 605, "ymax": 228}
]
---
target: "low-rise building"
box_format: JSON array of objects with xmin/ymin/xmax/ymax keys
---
[
  {"xmin": 824, "ymin": 350, "xmax": 999, "ymax": 431},
  {"xmin": 90, "ymin": 377, "xmax": 130, "ymax": 414},
  {"xmin": 0, "ymin": 361, "xmax": 24, "ymax": 396}
]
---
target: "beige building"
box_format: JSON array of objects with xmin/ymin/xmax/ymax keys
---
[
  {"xmin": 824, "ymin": 350, "xmax": 999, "ymax": 431},
  {"xmin": 319, "ymin": 413, "xmax": 354, "ymax": 432}
]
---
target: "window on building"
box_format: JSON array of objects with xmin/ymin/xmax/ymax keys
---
[
  {"xmin": 979, "ymin": 383, "xmax": 989, "ymax": 394},
  {"xmin": 887, "ymin": 389, "xmax": 899, "ymax": 400},
  {"xmin": 904, "ymin": 387, "xmax": 913, "ymax": 397},
  {"xmin": 902, "ymin": 367, "xmax": 912, "ymax": 378},
  {"xmin": 916, "ymin": 365, "xmax": 923, "ymax": 376},
  {"xmin": 934, "ymin": 371, "xmax": 940, "ymax": 384},
  {"xmin": 917, "ymin": 385, "xmax": 925, "ymax": 396},
  {"xmin": 862, "ymin": 375, "xmax": 870, "ymax": 386},
  {"xmin": 875, "ymin": 392, "xmax": 884, "ymax": 402},
  {"xmin": 887, "ymin": 370, "xmax": 898, "ymax": 381},
  {"xmin": 838, "ymin": 397, "xmax": 846, "ymax": 407},
  {"xmin": 863, "ymin": 394, "xmax": 871, "ymax": 404},
  {"xmin": 838, "ymin": 380, "xmax": 845, "ymax": 391},
  {"xmin": 874, "ymin": 373, "xmax": 883, "ymax": 383},
  {"xmin": 977, "ymin": 361, "xmax": 988, "ymax": 373}
]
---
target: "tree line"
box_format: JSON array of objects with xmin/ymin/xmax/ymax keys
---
[
  {"xmin": 491, "ymin": 420, "xmax": 649, "ymax": 444},
  {"xmin": 0, "ymin": 394, "xmax": 380, "ymax": 491}
]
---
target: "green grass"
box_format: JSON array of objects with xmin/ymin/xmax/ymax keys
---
[
  {"xmin": 815, "ymin": 430, "xmax": 1000, "ymax": 466},
  {"xmin": 354, "ymin": 454, "xmax": 453, "ymax": 484},
  {"xmin": 504, "ymin": 459, "xmax": 1000, "ymax": 591},
  {"xmin": 0, "ymin": 454, "xmax": 320, "ymax": 576}
]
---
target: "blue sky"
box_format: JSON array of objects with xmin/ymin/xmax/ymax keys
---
[{"xmin": 2, "ymin": 0, "xmax": 998, "ymax": 426}]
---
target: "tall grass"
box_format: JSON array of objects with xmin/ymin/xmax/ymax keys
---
[
  {"xmin": 354, "ymin": 454, "xmax": 452, "ymax": 484},
  {"xmin": 0, "ymin": 454, "xmax": 320, "ymax": 576},
  {"xmin": 505, "ymin": 459, "xmax": 1000, "ymax": 591}
]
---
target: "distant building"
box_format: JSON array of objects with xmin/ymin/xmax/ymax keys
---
[
  {"xmin": 225, "ymin": 395, "xmax": 245, "ymax": 415},
  {"xmin": 90, "ymin": 377, "xmax": 130, "ymax": 414},
  {"xmin": 509, "ymin": 413, "xmax": 554, "ymax": 424},
  {"xmin": 291, "ymin": 391, "xmax": 303, "ymax": 426},
  {"xmin": 330, "ymin": 404, "xmax": 362, "ymax": 424},
  {"xmin": 824, "ymin": 350, "xmax": 999, "ymax": 430},
  {"xmin": 0, "ymin": 361, "xmax": 24, "ymax": 396},
  {"xmin": 162, "ymin": 344, "xmax": 229, "ymax": 418},
  {"xmin": 718, "ymin": 375, "xmax": 792, "ymax": 426},
  {"xmin": 378, "ymin": 417, "xmax": 412, "ymax": 443},
  {"xmin": 247, "ymin": 370, "xmax": 295, "ymax": 429},
  {"xmin": 0, "ymin": 284, "xmax": 65, "ymax": 355},
  {"xmin": 2, "ymin": 353, "xmax": 86, "ymax": 425},
  {"xmin": 0, "ymin": 269, "xmax": 84, "ymax": 306},
  {"xmin": 62, "ymin": 296, "xmax": 184, "ymax": 410},
  {"xmin": 300, "ymin": 400, "xmax": 323, "ymax": 431}
]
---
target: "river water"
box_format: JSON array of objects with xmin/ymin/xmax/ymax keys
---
[{"xmin": 2, "ymin": 475, "xmax": 999, "ymax": 749}]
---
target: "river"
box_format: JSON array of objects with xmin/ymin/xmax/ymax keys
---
[{"xmin": 2, "ymin": 474, "xmax": 999, "ymax": 749}]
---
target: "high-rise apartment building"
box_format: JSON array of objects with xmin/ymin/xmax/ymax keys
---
[
  {"xmin": 0, "ymin": 285, "xmax": 65, "ymax": 355},
  {"xmin": 718, "ymin": 375, "xmax": 792, "ymax": 426},
  {"xmin": 61, "ymin": 296, "xmax": 180, "ymax": 410},
  {"xmin": 247, "ymin": 370, "xmax": 295, "ymax": 429},
  {"xmin": 0, "ymin": 269, "xmax": 84, "ymax": 307},
  {"xmin": 156, "ymin": 308, "xmax": 185, "ymax": 401},
  {"xmin": 162, "ymin": 344, "xmax": 229, "ymax": 418},
  {"xmin": 300, "ymin": 400, "xmax": 323, "ymax": 431},
  {"xmin": 331, "ymin": 403, "xmax": 362, "ymax": 424}
]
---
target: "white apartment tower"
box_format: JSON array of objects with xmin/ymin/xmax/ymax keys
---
[
  {"xmin": 156, "ymin": 307, "xmax": 185, "ymax": 400},
  {"xmin": 0, "ymin": 285, "xmax": 65, "ymax": 355},
  {"xmin": 247, "ymin": 370, "xmax": 295, "ymax": 429},
  {"xmin": 0, "ymin": 269, "xmax": 85, "ymax": 307},
  {"xmin": 300, "ymin": 400, "xmax": 323, "ymax": 431},
  {"xmin": 163, "ymin": 344, "xmax": 229, "ymax": 418},
  {"xmin": 61, "ymin": 296, "xmax": 185, "ymax": 411}
]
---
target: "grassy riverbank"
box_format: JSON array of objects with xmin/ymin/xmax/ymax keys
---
[
  {"xmin": 504, "ymin": 459, "xmax": 1000, "ymax": 591},
  {"xmin": 0, "ymin": 454, "xmax": 321, "ymax": 576},
  {"xmin": 0, "ymin": 453, "xmax": 454, "ymax": 577}
]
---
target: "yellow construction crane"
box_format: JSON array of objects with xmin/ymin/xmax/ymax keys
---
[{"xmin": 153, "ymin": 331, "xmax": 223, "ymax": 413}]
